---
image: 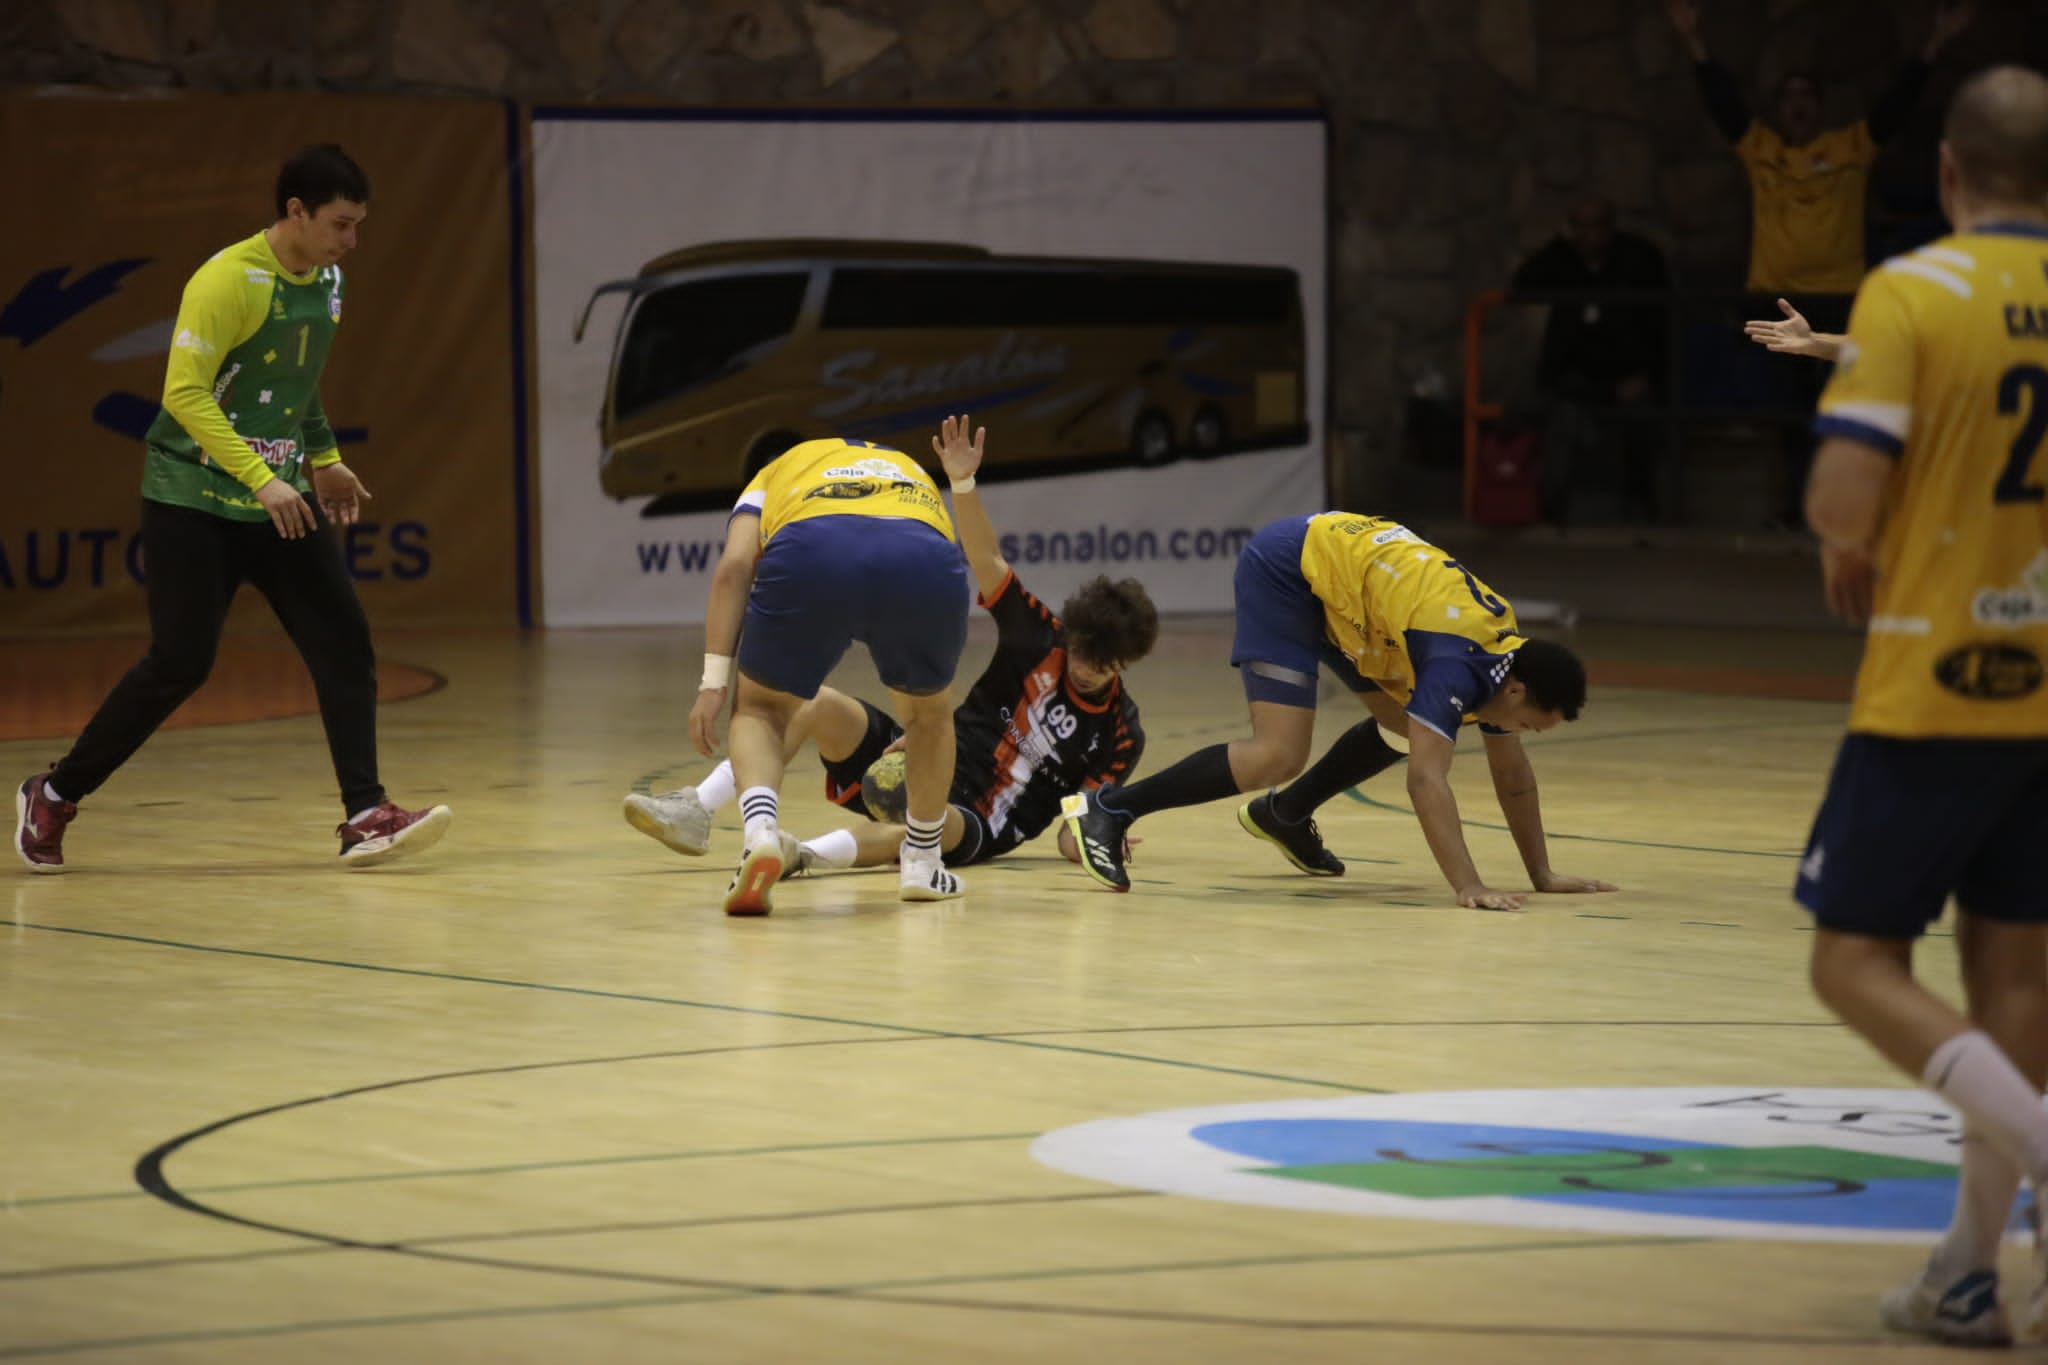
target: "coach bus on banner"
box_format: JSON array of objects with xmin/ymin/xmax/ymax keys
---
[{"xmin": 574, "ymin": 239, "xmax": 1310, "ymax": 516}]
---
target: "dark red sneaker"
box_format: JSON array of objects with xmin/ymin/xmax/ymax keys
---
[
  {"xmin": 337, "ymin": 801, "xmax": 452, "ymax": 868},
  {"xmin": 16, "ymin": 774, "xmax": 78, "ymax": 874}
]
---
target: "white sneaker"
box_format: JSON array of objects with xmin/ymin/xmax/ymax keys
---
[
  {"xmin": 777, "ymin": 834, "xmax": 817, "ymax": 882},
  {"xmin": 900, "ymin": 851, "xmax": 962, "ymax": 902},
  {"xmin": 722, "ymin": 828, "xmax": 787, "ymax": 917},
  {"xmin": 623, "ymin": 787, "xmax": 711, "ymax": 856},
  {"xmin": 1879, "ymin": 1263, "xmax": 2010, "ymax": 1346}
]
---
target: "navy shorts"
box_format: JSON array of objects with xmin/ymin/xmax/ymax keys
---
[
  {"xmin": 1229, "ymin": 515, "xmax": 1374, "ymax": 708},
  {"xmin": 1795, "ymin": 734, "xmax": 2048, "ymax": 938},
  {"xmin": 820, "ymin": 698, "xmax": 998, "ymax": 866},
  {"xmin": 738, "ymin": 516, "xmax": 968, "ymax": 700}
]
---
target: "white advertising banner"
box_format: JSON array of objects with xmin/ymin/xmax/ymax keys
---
[{"xmin": 532, "ymin": 111, "xmax": 1327, "ymax": 626}]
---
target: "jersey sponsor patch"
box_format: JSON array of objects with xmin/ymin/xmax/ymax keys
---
[
  {"xmin": 1971, "ymin": 550, "xmax": 2048, "ymax": 628},
  {"xmin": 1934, "ymin": 643, "xmax": 2044, "ymax": 701},
  {"xmin": 246, "ymin": 435, "xmax": 301, "ymax": 468}
]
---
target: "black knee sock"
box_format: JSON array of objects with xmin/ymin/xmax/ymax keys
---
[
  {"xmin": 1270, "ymin": 721, "xmax": 1403, "ymax": 823},
  {"xmin": 1098, "ymin": 744, "xmax": 1240, "ymax": 822}
]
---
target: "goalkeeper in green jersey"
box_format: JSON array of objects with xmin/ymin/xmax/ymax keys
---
[{"xmin": 15, "ymin": 145, "xmax": 451, "ymax": 872}]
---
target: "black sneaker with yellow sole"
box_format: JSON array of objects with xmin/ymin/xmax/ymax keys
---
[{"xmin": 1238, "ymin": 790, "xmax": 1345, "ymax": 876}]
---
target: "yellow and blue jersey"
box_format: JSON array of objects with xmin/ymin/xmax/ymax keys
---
[
  {"xmin": 1298, "ymin": 513, "xmax": 1526, "ymax": 740},
  {"xmin": 1815, "ymin": 223, "xmax": 2048, "ymax": 738},
  {"xmin": 1734, "ymin": 120, "xmax": 1879, "ymax": 294},
  {"xmin": 732, "ymin": 438, "xmax": 955, "ymax": 546}
]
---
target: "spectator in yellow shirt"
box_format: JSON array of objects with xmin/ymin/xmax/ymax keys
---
[
  {"xmin": 1663, "ymin": 0, "xmax": 1973, "ymax": 528},
  {"xmin": 1665, "ymin": 0, "xmax": 1974, "ymax": 295}
]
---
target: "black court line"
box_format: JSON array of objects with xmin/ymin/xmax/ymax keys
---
[
  {"xmin": 985, "ymin": 1018, "xmax": 1846, "ymax": 1038},
  {"xmin": 10, "ymin": 1130, "xmax": 1042, "ymax": 1212},
  {"xmin": 1342, "ymin": 789, "xmax": 1803, "ymax": 860},
  {"xmin": 3, "ymin": 1191, "xmax": 1152, "ymax": 1283},
  {"xmin": 16, "ymin": 922, "xmax": 1385, "ymax": 1094},
  {"xmin": 0, "ymin": 1232, "xmax": 1905, "ymax": 1360}
]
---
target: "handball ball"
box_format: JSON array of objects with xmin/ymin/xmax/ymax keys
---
[{"xmin": 862, "ymin": 750, "xmax": 910, "ymax": 823}]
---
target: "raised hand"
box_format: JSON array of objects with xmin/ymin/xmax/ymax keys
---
[
  {"xmin": 931, "ymin": 413, "xmax": 987, "ymax": 486},
  {"xmin": 1926, "ymin": 0, "xmax": 1975, "ymax": 56}
]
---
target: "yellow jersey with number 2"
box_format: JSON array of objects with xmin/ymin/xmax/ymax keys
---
[
  {"xmin": 732, "ymin": 438, "xmax": 956, "ymax": 546},
  {"xmin": 1814, "ymin": 224, "xmax": 2048, "ymax": 738},
  {"xmin": 1298, "ymin": 513, "xmax": 1526, "ymax": 741}
]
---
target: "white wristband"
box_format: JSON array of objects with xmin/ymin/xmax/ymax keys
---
[
  {"xmin": 950, "ymin": 476, "xmax": 975, "ymax": 494},
  {"xmin": 700, "ymin": 653, "xmax": 733, "ymax": 690}
]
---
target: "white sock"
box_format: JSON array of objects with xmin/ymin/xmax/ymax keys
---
[
  {"xmin": 800, "ymin": 828, "xmax": 859, "ymax": 869},
  {"xmin": 739, "ymin": 786, "xmax": 778, "ymax": 845},
  {"xmin": 1930, "ymin": 1128, "xmax": 2022, "ymax": 1277},
  {"xmin": 1924, "ymin": 1031, "xmax": 2048, "ymax": 1188},
  {"xmin": 43, "ymin": 781, "xmax": 65, "ymax": 803},
  {"xmin": 696, "ymin": 761, "xmax": 736, "ymax": 812}
]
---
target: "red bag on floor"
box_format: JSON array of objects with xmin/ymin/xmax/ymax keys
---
[{"xmin": 1471, "ymin": 423, "xmax": 1543, "ymax": 527}]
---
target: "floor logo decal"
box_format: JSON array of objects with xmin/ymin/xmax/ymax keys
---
[{"xmin": 1032, "ymin": 1088, "xmax": 2014, "ymax": 1244}]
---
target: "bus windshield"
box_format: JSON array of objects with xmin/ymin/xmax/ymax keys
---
[{"xmin": 613, "ymin": 271, "xmax": 810, "ymax": 419}]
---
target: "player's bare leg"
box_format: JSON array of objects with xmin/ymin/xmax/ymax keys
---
[
  {"xmin": 788, "ymin": 808, "xmax": 968, "ymax": 879},
  {"xmin": 628, "ymin": 686, "xmax": 873, "ymax": 857},
  {"xmin": 891, "ymin": 686, "xmax": 961, "ymax": 901},
  {"xmin": 1813, "ymin": 927, "xmax": 2048, "ymax": 1344},
  {"xmin": 1243, "ymin": 689, "xmax": 1409, "ymax": 876},
  {"xmin": 720, "ymin": 674, "xmax": 804, "ymax": 915}
]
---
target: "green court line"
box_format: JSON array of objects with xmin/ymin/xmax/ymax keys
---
[
  {"xmin": 1338, "ymin": 789, "xmax": 1801, "ymax": 860},
  {"xmin": 0, "ymin": 1232, "xmax": 1709, "ymax": 1360},
  {"xmin": 6, "ymin": 1132, "xmax": 1041, "ymax": 1212},
  {"xmin": 12, "ymin": 924, "xmax": 1384, "ymax": 1096}
]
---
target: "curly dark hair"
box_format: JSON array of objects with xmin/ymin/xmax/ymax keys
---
[{"xmin": 1061, "ymin": 576, "xmax": 1159, "ymax": 669}]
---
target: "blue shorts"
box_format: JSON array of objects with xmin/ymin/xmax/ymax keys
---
[
  {"xmin": 738, "ymin": 517, "xmax": 968, "ymax": 699},
  {"xmin": 1795, "ymin": 734, "xmax": 2048, "ymax": 938},
  {"xmin": 1229, "ymin": 515, "xmax": 1373, "ymax": 708}
]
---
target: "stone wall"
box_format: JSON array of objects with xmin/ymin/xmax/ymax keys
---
[{"xmin": 7, "ymin": 0, "xmax": 2032, "ymax": 507}]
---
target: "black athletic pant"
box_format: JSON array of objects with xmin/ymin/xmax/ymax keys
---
[{"xmin": 51, "ymin": 498, "xmax": 385, "ymax": 816}]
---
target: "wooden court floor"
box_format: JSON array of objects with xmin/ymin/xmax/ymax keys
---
[{"xmin": 0, "ymin": 618, "xmax": 2016, "ymax": 1363}]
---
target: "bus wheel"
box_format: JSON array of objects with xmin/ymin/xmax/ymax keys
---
[
  {"xmin": 1131, "ymin": 412, "xmax": 1176, "ymax": 467},
  {"xmin": 1189, "ymin": 406, "xmax": 1228, "ymax": 457},
  {"xmin": 746, "ymin": 431, "xmax": 801, "ymax": 475}
]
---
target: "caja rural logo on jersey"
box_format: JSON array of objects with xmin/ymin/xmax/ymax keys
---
[{"xmin": 1033, "ymin": 1088, "xmax": 2022, "ymax": 1244}]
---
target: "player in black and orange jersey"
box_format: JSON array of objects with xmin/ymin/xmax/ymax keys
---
[
  {"xmin": 628, "ymin": 416, "xmax": 1155, "ymax": 877},
  {"xmin": 1796, "ymin": 66, "xmax": 2048, "ymax": 1346}
]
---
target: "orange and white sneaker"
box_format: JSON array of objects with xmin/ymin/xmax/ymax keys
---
[
  {"xmin": 723, "ymin": 829, "xmax": 798, "ymax": 916},
  {"xmin": 337, "ymin": 801, "xmax": 453, "ymax": 868}
]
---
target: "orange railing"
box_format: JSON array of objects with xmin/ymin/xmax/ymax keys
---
[{"xmin": 1460, "ymin": 288, "xmax": 1507, "ymax": 523}]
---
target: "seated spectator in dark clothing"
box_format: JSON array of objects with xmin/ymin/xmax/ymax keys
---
[{"xmin": 1511, "ymin": 197, "xmax": 1671, "ymax": 523}]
